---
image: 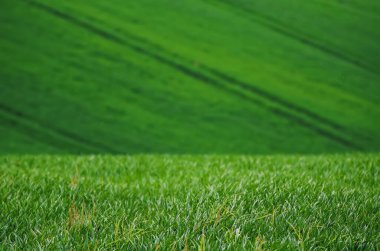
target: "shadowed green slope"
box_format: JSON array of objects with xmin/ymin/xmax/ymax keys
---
[{"xmin": 0, "ymin": 0, "xmax": 379, "ymax": 153}]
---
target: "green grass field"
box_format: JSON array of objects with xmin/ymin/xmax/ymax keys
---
[
  {"xmin": 1, "ymin": 154, "xmax": 379, "ymax": 249},
  {"xmin": 1, "ymin": 0, "xmax": 380, "ymax": 249}
]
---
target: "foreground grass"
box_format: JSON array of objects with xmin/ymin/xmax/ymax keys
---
[{"xmin": 0, "ymin": 154, "xmax": 379, "ymax": 249}]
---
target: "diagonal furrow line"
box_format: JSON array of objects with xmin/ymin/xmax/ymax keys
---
[
  {"xmin": 0, "ymin": 112, "xmax": 89, "ymax": 153},
  {"xmin": 26, "ymin": 0, "xmax": 360, "ymax": 149},
  {"xmin": 214, "ymin": 0, "xmax": 378, "ymax": 75},
  {"xmin": 0, "ymin": 103, "xmax": 120, "ymax": 153},
  {"xmin": 77, "ymin": 2, "xmax": 370, "ymax": 143},
  {"xmin": 80, "ymin": 16, "xmax": 353, "ymax": 137},
  {"xmin": 203, "ymin": 67, "xmax": 346, "ymax": 131},
  {"xmin": 199, "ymin": 66, "xmax": 370, "ymax": 143}
]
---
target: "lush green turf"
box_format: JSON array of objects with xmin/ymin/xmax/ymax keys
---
[
  {"xmin": 1, "ymin": 154, "xmax": 379, "ymax": 249},
  {"xmin": 1, "ymin": 0, "xmax": 380, "ymax": 154},
  {"xmin": 1, "ymin": 1, "xmax": 379, "ymax": 249}
]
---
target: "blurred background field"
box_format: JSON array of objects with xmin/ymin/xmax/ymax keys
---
[{"xmin": 1, "ymin": 0, "xmax": 380, "ymax": 154}]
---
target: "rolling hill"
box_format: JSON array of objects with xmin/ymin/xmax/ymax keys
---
[{"xmin": 1, "ymin": 0, "xmax": 380, "ymax": 154}]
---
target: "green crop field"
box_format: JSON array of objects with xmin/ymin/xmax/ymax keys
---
[
  {"xmin": 1, "ymin": 0, "xmax": 380, "ymax": 249},
  {"xmin": 1, "ymin": 0, "xmax": 380, "ymax": 154},
  {"xmin": 1, "ymin": 155, "xmax": 379, "ymax": 249}
]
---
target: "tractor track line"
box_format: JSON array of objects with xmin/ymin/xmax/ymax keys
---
[
  {"xmin": 0, "ymin": 112, "xmax": 92, "ymax": 153},
  {"xmin": 201, "ymin": 66, "xmax": 371, "ymax": 142},
  {"xmin": 77, "ymin": 3, "xmax": 369, "ymax": 142},
  {"xmin": 26, "ymin": 0, "xmax": 360, "ymax": 149},
  {"xmin": 83, "ymin": 20, "xmax": 352, "ymax": 136},
  {"xmin": 213, "ymin": 0, "xmax": 378, "ymax": 75},
  {"xmin": 204, "ymin": 67, "xmax": 343, "ymax": 130},
  {"xmin": 0, "ymin": 103, "xmax": 120, "ymax": 153}
]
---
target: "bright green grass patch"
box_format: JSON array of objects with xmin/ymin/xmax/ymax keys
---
[{"xmin": 1, "ymin": 154, "xmax": 379, "ymax": 249}]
